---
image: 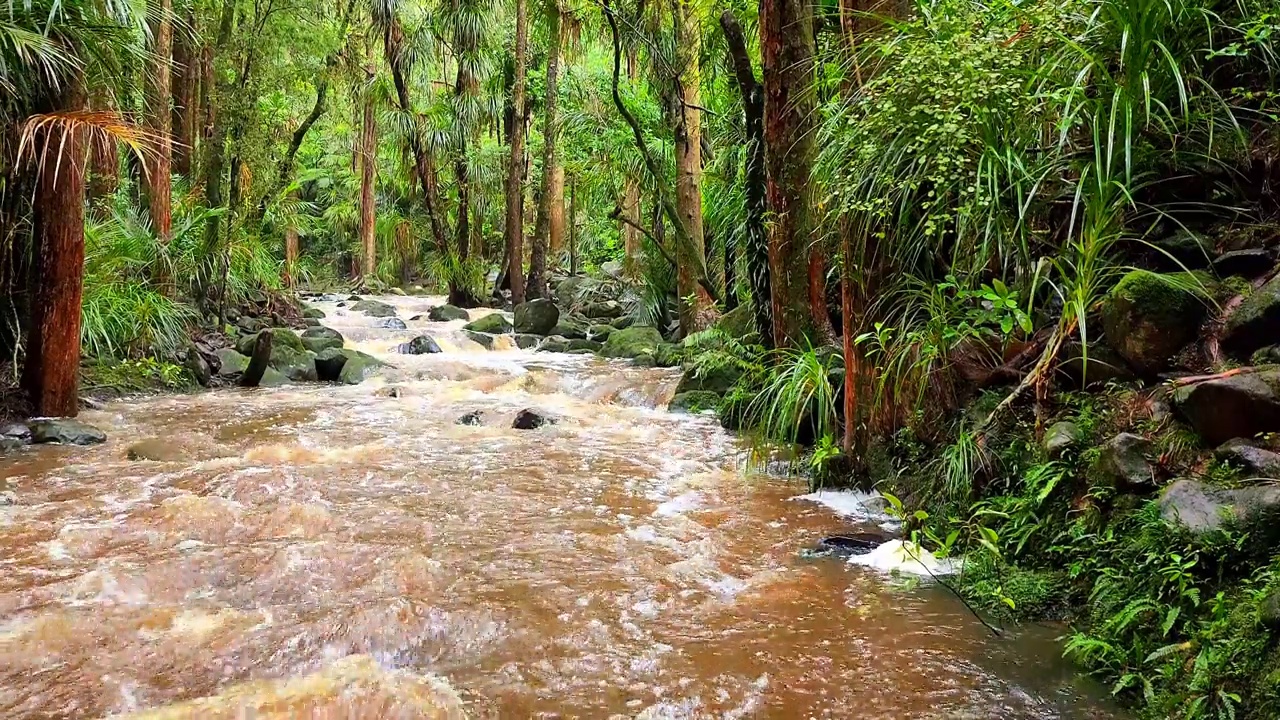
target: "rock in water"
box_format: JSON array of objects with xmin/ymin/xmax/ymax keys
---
[
  {"xmin": 314, "ymin": 347, "xmax": 348, "ymax": 381},
  {"xmin": 464, "ymin": 331, "xmax": 499, "ymax": 350},
  {"xmin": 29, "ymin": 419, "xmax": 107, "ymax": 446},
  {"xmin": 184, "ymin": 350, "xmax": 211, "ymax": 387},
  {"xmin": 669, "ymin": 390, "xmax": 721, "ymax": 414},
  {"xmin": 586, "ymin": 324, "xmax": 614, "ymax": 342},
  {"xmin": 674, "ymin": 364, "xmax": 740, "ymax": 396},
  {"xmin": 213, "ymin": 348, "xmax": 250, "ymax": 376},
  {"xmin": 514, "ymin": 334, "xmax": 541, "ymax": 349},
  {"xmin": 1223, "ymin": 273, "xmax": 1280, "ymax": 358},
  {"xmin": 1, "ymin": 422, "xmax": 31, "ymax": 440},
  {"xmin": 1100, "ymin": 270, "xmax": 1207, "ymax": 374},
  {"xmin": 1158, "ymin": 479, "xmax": 1280, "ymax": 534},
  {"xmin": 376, "ymin": 317, "xmax": 408, "ymax": 330},
  {"xmin": 550, "ymin": 315, "xmax": 589, "ymax": 339},
  {"xmin": 537, "ymin": 336, "xmax": 570, "ymax": 353},
  {"xmin": 601, "ymin": 326, "xmax": 664, "ymax": 359},
  {"xmin": 400, "ymin": 335, "xmax": 443, "ymax": 354},
  {"xmin": 302, "ymin": 307, "xmax": 326, "ymax": 319},
  {"xmin": 337, "ymin": 349, "xmax": 385, "ymax": 385},
  {"xmin": 513, "ymin": 298, "xmax": 560, "ymax": 335},
  {"xmin": 566, "ymin": 338, "xmax": 602, "ymax": 353},
  {"xmin": 513, "ymin": 408, "xmax": 557, "ymax": 429},
  {"xmin": 351, "ymin": 299, "xmax": 397, "ymax": 318},
  {"xmin": 428, "ymin": 304, "xmax": 471, "ymax": 322},
  {"xmin": 240, "ymin": 329, "xmax": 274, "ymax": 387},
  {"xmin": 456, "ymin": 410, "xmax": 485, "ymax": 426},
  {"xmin": 300, "ymin": 326, "xmax": 344, "ymax": 353},
  {"xmin": 1173, "ymin": 369, "xmax": 1280, "ymax": 446},
  {"xmin": 1096, "ymin": 433, "xmax": 1156, "ymax": 490},
  {"xmin": 464, "ymin": 313, "xmax": 513, "ymax": 334},
  {"xmin": 236, "ymin": 328, "xmax": 304, "ymax": 357}
]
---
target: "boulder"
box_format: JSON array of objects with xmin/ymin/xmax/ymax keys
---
[
  {"xmin": 456, "ymin": 410, "xmax": 485, "ymax": 426},
  {"xmin": 537, "ymin": 336, "xmax": 570, "ymax": 353},
  {"xmin": 1152, "ymin": 230, "xmax": 1215, "ymax": 269},
  {"xmin": 465, "ymin": 331, "xmax": 502, "ymax": 350},
  {"xmin": 375, "ymin": 317, "xmax": 408, "ymax": 330},
  {"xmin": 566, "ymin": 338, "xmax": 602, "ymax": 353},
  {"xmin": 302, "ymin": 307, "xmax": 326, "ymax": 319},
  {"xmin": 1223, "ymin": 273, "xmax": 1280, "ymax": 358},
  {"xmin": 235, "ymin": 316, "xmax": 264, "ymax": 334},
  {"xmin": 1158, "ymin": 478, "xmax": 1280, "ymax": 534},
  {"xmin": 236, "ymin": 328, "xmax": 305, "ymax": 357},
  {"xmin": 611, "ymin": 315, "xmax": 635, "ymax": 330},
  {"xmin": 300, "ymin": 326, "xmax": 344, "ymax": 354},
  {"xmin": 1056, "ymin": 342, "xmax": 1135, "ymax": 388},
  {"xmin": 587, "ymin": 324, "xmax": 614, "ymax": 342},
  {"xmin": 513, "ymin": 299, "xmax": 560, "ymax": 335},
  {"xmin": 551, "ymin": 315, "xmax": 589, "ymax": 340},
  {"xmin": 464, "ymin": 313, "xmax": 513, "ymax": 334},
  {"xmin": 428, "ymin": 304, "xmax": 471, "ymax": 322},
  {"xmin": 274, "ymin": 349, "xmax": 318, "ymax": 382},
  {"xmin": 0, "ymin": 437, "xmax": 23, "ymax": 454},
  {"xmin": 712, "ymin": 303, "xmax": 757, "ymax": 341},
  {"xmin": 213, "ymin": 348, "xmax": 250, "ymax": 376},
  {"xmin": 1173, "ymin": 369, "xmax": 1280, "ymax": 446},
  {"xmin": 1212, "ymin": 248, "xmax": 1274, "ymax": 278},
  {"xmin": 1, "ymin": 422, "xmax": 31, "ymax": 440},
  {"xmin": 1095, "ymin": 433, "xmax": 1155, "ymax": 490},
  {"xmin": 669, "ymin": 390, "xmax": 721, "ymax": 414},
  {"xmin": 554, "ymin": 276, "xmax": 597, "ymax": 308},
  {"xmin": 29, "ymin": 419, "xmax": 106, "ymax": 446},
  {"xmin": 1263, "ymin": 590, "xmax": 1280, "ymax": 631},
  {"xmin": 514, "ymin": 334, "xmax": 541, "ymax": 350},
  {"xmin": 399, "ymin": 336, "xmax": 443, "ymax": 355},
  {"xmin": 654, "ymin": 343, "xmax": 684, "ymax": 368},
  {"xmin": 185, "ymin": 350, "xmax": 211, "ymax": 387},
  {"xmin": 601, "ymin": 326, "xmax": 664, "ymax": 359},
  {"xmin": 258, "ymin": 367, "xmax": 291, "ymax": 387},
  {"xmin": 351, "ymin": 299, "xmax": 397, "ymax": 318},
  {"xmin": 583, "ymin": 300, "xmax": 625, "ymax": 320},
  {"xmin": 303, "ymin": 318, "xmax": 321, "ymax": 327},
  {"xmin": 314, "ymin": 348, "xmax": 348, "ymax": 381},
  {"xmin": 512, "ymin": 408, "xmax": 557, "ymax": 429},
  {"xmin": 1214, "ymin": 438, "xmax": 1280, "ymax": 478},
  {"xmin": 1044, "ymin": 420, "xmax": 1080, "ymax": 459},
  {"xmin": 674, "ymin": 364, "xmax": 740, "ymax": 395},
  {"xmin": 1100, "ymin": 270, "xmax": 1207, "ymax": 374},
  {"xmin": 337, "ymin": 349, "xmax": 384, "ymax": 385}
]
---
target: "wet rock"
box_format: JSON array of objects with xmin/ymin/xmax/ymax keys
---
[
  {"xmin": 185, "ymin": 350, "xmax": 211, "ymax": 387},
  {"xmin": 514, "ymin": 334, "xmax": 541, "ymax": 349},
  {"xmin": 258, "ymin": 367, "xmax": 292, "ymax": 388},
  {"xmin": 456, "ymin": 410, "xmax": 485, "ymax": 426},
  {"xmin": 1100, "ymin": 270, "xmax": 1207, "ymax": 374},
  {"xmin": 1223, "ymin": 273, "xmax": 1280, "ymax": 358},
  {"xmin": 337, "ymin": 349, "xmax": 384, "ymax": 385},
  {"xmin": 351, "ymin": 299, "xmax": 397, "ymax": 318},
  {"xmin": 583, "ymin": 300, "xmax": 625, "ymax": 320},
  {"xmin": 464, "ymin": 314, "xmax": 512, "ymax": 334},
  {"xmin": 1, "ymin": 422, "xmax": 31, "ymax": 440},
  {"xmin": 1214, "ymin": 438, "xmax": 1280, "ymax": 478},
  {"xmin": 275, "ymin": 350, "xmax": 318, "ymax": 382},
  {"xmin": 236, "ymin": 328, "xmax": 304, "ymax": 357},
  {"xmin": 314, "ymin": 347, "xmax": 348, "ymax": 381},
  {"xmin": 587, "ymin": 324, "xmax": 614, "ymax": 342},
  {"xmin": 674, "ymin": 364, "xmax": 740, "ymax": 396},
  {"xmin": 348, "ymin": 294, "xmax": 364, "ymax": 301},
  {"xmin": 213, "ymin": 348, "xmax": 250, "ymax": 376},
  {"xmin": 611, "ymin": 315, "xmax": 634, "ymax": 330},
  {"xmin": 512, "ymin": 408, "xmax": 557, "ymax": 429},
  {"xmin": 813, "ymin": 532, "xmax": 891, "ymax": 557},
  {"xmin": 1158, "ymin": 478, "xmax": 1280, "ymax": 534},
  {"xmin": 399, "ymin": 335, "xmax": 443, "ymax": 355},
  {"xmin": 0, "ymin": 489, "xmax": 15, "ymax": 504},
  {"xmin": 302, "ymin": 307, "xmax": 326, "ymax": 319},
  {"xmin": 375, "ymin": 317, "xmax": 408, "ymax": 330},
  {"xmin": 669, "ymin": 390, "xmax": 721, "ymax": 414},
  {"xmin": 1044, "ymin": 420, "xmax": 1080, "ymax": 458},
  {"xmin": 1096, "ymin": 433, "xmax": 1155, "ymax": 490},
  {"xmin": 304, "ymin": 318, "xmax": 321, "ymax": 327},
  {"xmin": 654, "ymin": 343, "xmax": 684, "ymax": 368},
  {"xmin": 537, "ymin": 336, "xmax": 570, "ymax": 353},
  {"xmin": 566, "ymin": 338, "xmax": 602, "ymax": 353},
  {"xmin": 301, "ymin": 326, "xmax": 344, "ymax": 354},
  {"xmin": 1152, "ymin": 230, "xmax": 1215, "ymax": 269},
  {"xmin": 378, "ymin": 386, "xmax": 404, "ymax": 398},
  {"xmin": 427, "ymin": 304, "xmax": 471, "ymax": 322},
  {"xmin": 127, "ymin": 439, "xmax": 194, "ymax": 461},
  {"xmin": 29, "ymin": 419, "xmax": 106, "ymax": 446},
  {"xmin": 601, "ymin": 326, "xmax": 664, "ymax": 360},
  {"xmin": 1213, "ymin": 248, "xmax": 1274, "ymax": 278},
  {"xmin": 551, "ymin": 315, "xmax": 589, "ymax": 340},
  {"xmin": 1173, "ymin": 369, "xmax": 1280, "ymax": 446},
  {"xmin": 464, "ymin": 331, "xmax": 500, "ymax": 350},
  {"xmin": 514, "ymin": 299, "xmax": 560, "ymax": 335},
  {"xmin": 336, "ymin": 301, "xmax": 347, "ymax": 308},
  {"xmin": 0, "ymin": 437, "xmax": 24, "ymax": 454}
]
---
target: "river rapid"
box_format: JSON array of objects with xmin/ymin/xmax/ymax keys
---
[{"xmin": 0, "ymin": 295, "xmax": 1124, "ymax": 719}]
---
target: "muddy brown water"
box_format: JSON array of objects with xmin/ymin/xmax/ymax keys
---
[{"xmin": 0, "ymin": 295, "xmax": 1126, "ymax": 719}]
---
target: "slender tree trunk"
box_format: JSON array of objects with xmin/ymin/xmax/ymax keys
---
[
  {"xmin": 87, "ymin": 89, "xmax": 118, "ymax": 203},
  {"xmin": 569, "ymin": 175, "xmax": 579, "ymax": 276},
  {"xmin": 549, "ymin": 163, "xmax": 565, "ymax": 267},
  {"xmin": 284, "ymin": 197, "xmax": 300, "ymax": 289},
  {"xmin": 761, "ymin": 0, "xmax": 817, "ymax": 347},
  {"xmin": 525, "ymin": 0, "xmax": 561, "ymax": 300},
  {"xmin": 144, "ymin": 0, "xmax": 174, "ymax": 243},
  {"xmin": 505, "ymin": 0, "xmax": 529, "ymax": 304},
  {"xmin": 621, "ymin": 49, "xmax": 641, "ymax": 274},
  {"xmin": 673, "ymin": 0, "xmax": 712, "ymax": 336},
  {"xmin": 172, "ymin": 8, "xmax": 199, "ymax": 179},
  {"xmin": 25, "ymin": 82, "xmax": 87, "ymax": 417},
  {"xmin": 358, "ymin": 87, "xmax": 377, "ymax": 279},
  {"xmin": 810, "ymin": 250, "xmax": 834, "ymax": 340}
]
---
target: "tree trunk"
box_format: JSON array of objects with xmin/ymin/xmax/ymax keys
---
[
  {"xmin": 284, "ymin": 217, "xmax": 300, "ymax": 288},
  {"xmin": 549, "ymin": 163, "xmax": 565, "ymax": 267},
  {"xmin": 25, "ymin": 82, "xmax": 87, "ymax": 418},
  {"xmin": 525, "ymin": 0, "xmax": 561, "ymax": 301},
  {"xmin": 622, "ymin": 178, "xmax": 640, "ymax": 270},
  {"xmin": 239, "ymin": 330, "xmax": 273, "ymax": 387},
  {"xmin": 358, "ymin": 88, "xmax": 377, "ymax": 279},
  {"xmin": 673, "ymin": 0, "xmax": 712, "ymax": 336},
  {"xmin": 87, "ymin": 89, "xmax": 118, "ymax": 203},
  {"xmin": 171, "ymin": 8, "xmax": 199, "ymax": 179},
  {"xmin": 569, "ymin": 175, "xmax": 579, "ymax": 276},
  {"xmin": 144, "ymin": 0, "xmax": 173, "ymax": 243},
  {"xmin": 761, "ymin": 0, "xmax": 817, "ymax": 347},
  {"xmin": 505, "ymin": 0, "xmax": 529, "ymax": 305}
]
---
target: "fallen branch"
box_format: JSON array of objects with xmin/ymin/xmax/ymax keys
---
[{"xmin": 1168, "ymin": 367, "xmax": 1256, "ymax": 388}]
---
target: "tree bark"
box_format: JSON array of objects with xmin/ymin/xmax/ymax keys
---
[
  {"xmin": 720, "ymin": 10, "xmax": 771, "ymax": 347},
  {"xmin": 358, "ymin": 85, "xmax": 377, "ymax": 279},
  {"xmin": 569, "ymin": 175, "xmax": 579, "ymax": 275},
  {"xmin": 673, "ymin": 0, "xmax": 712, "ymax": 336},
  {"xmin": 144, "ymin": 0, "xmax": 174, "ymax": 243},
  {"xmin": 761, "ymin": 0, "xmax": 817, "ymax": 347},
  {"xmin": 549, "ymin": 163, "xmax": 565, "ymax": 266},
  {"xmin": 25, "ymin": 83, "xmax": 88, "ymax": 417},
  {"xmin": 171, "ymin": 8, "xmax": 199, "ymax": 179},
  {"xmin": 239, "ymin": 330, "xmax": 273, "ymax": 387},
  {"xmin": 621, "ymin": 50, "xmax": 641, "ymax": 275},
  {"xmin": 505, "ymin": 0, "xmax": 529, "ymax": 304},
  {"xmin": 449, "ymin": 0, "xmax": 482, "ymax": 308},
  {"xmin": 525, "ymin": 0, "xmax": 562, "ymax": 301},
  {"xmin": 87, "ymin": 90, "xmax": 118, "ymax": 203}
]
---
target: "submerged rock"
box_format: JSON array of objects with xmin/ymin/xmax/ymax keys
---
[
  {"xmin": 513, "ymin": 298, "xmax": 560, "ymax": 335},
  {"xmin": 427, "ymin": 304, "xmax": 470, "ymax": 322},
  {"xmin": 456, "ymin": 410, "xmax": 485, "ymax": 426},
  {"xmin": 127, "ymin": 439, "xmax": 196, "ymax": 462},
  {"xmin": 1173, "ymin": 369, "xmax": 1280, "ymax": 446},
  {"xmin": 1100, "ymin": 270, "xmax": 1207, "ymax": 374},
  {"xmin": 1158, "ymin": 478, "xmax": 1280, "ymax": 534},
  {"xmin": 337, "ymin": 350, "xmax": 384, "ymax": 385},
  {"xmin": 351, "ymin": 299, "xmax": 397, "ymax": 318},
  {"xmin": 375, "ymin": 317, "xmax": 408, "ymax": 330},
  {"xmin": 399, "ymin": 335, "xmax": 443, "ymax": 355},
  {"xmin": 601, "ymin": 326, "xmax": 664, "ymax": 359},
  {"xmin": 300, "ymin": 326, "xmax": 344, "ymax": 354},
  {"xmin": 1214, "ymin": 438, "xmax": 1280, "ymax": 478},
  {"xmin": 1096, "ymin": 433, "xmax": 1155, "ymax": 490},
  {"xmin": 1223, "ymin": 274, "xmax": 1280, "ymax": 358},
  {"xmin": 29, "ymin": 419, "xmax": 106, "ymax": 446},
  {"xmin": 302, "ymin": 307, "xmax": 326, "ymax": 319},
  {"xmin": 464, "ymin": 313, "xmax": 512, "ymax": 334},
  {"xmin": 512, "ymin": 408, "xmax": 557, "ymax": 429},
  {"xmin": 213, "ymin": 348, "xmax": 250, "ymax": 376},
  {"xmin": 668, "ymin": 390, "xmax": 721, "ymax": 414}
]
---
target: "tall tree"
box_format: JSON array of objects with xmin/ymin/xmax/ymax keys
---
[
  {"xmin": 449, "ymin": 0, "xmax": 487, "ymax": 307},
  {"xmin": 171, "ymin": 5, "xmax": 199, "ymax": 178},
  {"xmin": 620, "ymin": 48, "xmax": 641, "ymax": 274},
  {"xmin": 357, "ymin": 66, "xmax": 378, "ymax": 279},
  {"xmin": 672, "ymin": 0, "xmax": 712, "ymax": 335},
  {"xmin": 505, "ymin": 0, "xmax": 530, "ymax": 304},
  {"xmin": 143, "ymin": 0, "xmax": 173, "ymax": 243},
  {"xmin": 761, "ymin": 0, "xmax": 817, "ymax": 347},
  {"xmin": 525, "ymin": 0, "xmax": 562, "ymax": 300}
]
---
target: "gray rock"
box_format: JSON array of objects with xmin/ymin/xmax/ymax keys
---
[
  {"xmin": 0, "ymin": 423, "xmax": 31, "ymax": 440},
  {"xmin": 185, "ymin": 350, "xmax": 211, "ymax": 387},
  {"xmin": 235, "ymin": 316, "xmax": 264, "ymax": 334},
  {"xmin": 554, "ymin": 276, "xmax": 598, "ymax": 308},
  {"xmin": 566, "ymin": 338, "xmax": 602, "ymax": 353},
  {"xmin": 1223, "ymin": 274, "xmax": 1280, "ymax": 358},
  {"xmin": 513, "ymin": 408, "xmax": 557, "ymax": 429},
  {"xmin": 1173, "ymin": 369, "xmax": 1280, "ymax": 446},
  {"xmin": 669, "ymin": 390, "xmax": 721, "ymax": 414},
  {"xmin": 347, "ymin": 294, "xmax": 363, "ymax": 301},
  {"xmin": 583, "ymin": 300, "xmax": 625, "ymax": 320},
  {"xmin": 464, "ymin": 314, "xmax": 513, "ymax": 334},
  {"xmin": 0, "ymin": 437, "xmax": 24, "ymax": 453},
  {"xmin": 514, "ymin": 334, "xmax": 541, "ymax": 349},
  {"xmin": 274, "ymin": 350, "xmax": 318, "ymax": 382},
  {"xmin": 302, "ymin": 307, "xmax": 326, "ymax": 319},
  {"xmin": 537, "ymin": 336, "xmax": 570, "ymax": 353},
  {"xmin": 1158, "ymin": 478, "xmax": 1280, "ymax": 534},
  {"xmin": 1044, "ymin": 421, "xmax": 1080, "ymax": 458},
  {"xmin": 601, "ymin": 326, "xmax": 664, "ymax": 359},
  {"xmin": 337, "ymin": 349, "xmax": 384, "ymax": 385},
  {"xmin": 1100, "ymin": 270, "xmax": 1207, "ymax": 374},
  {"xmin": 427, "ymin": 304, "xmax": 471, "ymax": 322},
  {"xmin": 213, "ymin": 348, "xmax": 250, "ymax": 376},
  {"xmin": 29, "ymin": 419, "xmax": 106, "ymax": 446},
  {"xmin": 375, "ymin": 317, "xmax": 408, "ymax": 330},
  {"xmin": 513, "ymin": 299, "xmax": 560, "ymax": 335},
  {"xmin": 1214, "ymin": 439, "xmax": 1280, "ymax": 478},
  {"xmin": 300, "ymin": 326, "xmax": 344, "ymax": 354},
  {"xmin": 399, "ymin": 335, "xmax": 443, "ymax": 354},
  {"xmin": 456, "ymin": 410, "xmax": 485, "ymax": 426},
  {"xmin": 464, "ymin": 331, "xmax": 499, "ymax": 350},
  {"xmin": 1096, "ymin": 433, "xmax": 1155, "ymax": 490},
  {"xmin": 551, "ymin": 315, "xmax": 589, "ymax": 340},
  {"xmin": 314, "ymin": 348, "xmax": 348, "ymax": 381},
  {"xmin": 351, "ymin": 299, "xmax": 397, "ymax": 318},
  {"xmin": 587, "ymin": 324, "xmax": 615, "ymax": 342},
  {"xmin": 1212, "ymin": 248, "xmax": 1274, "ymax": 278},
  {"xmin": 601, "ymin": 260, "xmax": 625, "ymax": 278},
  {"xmin": 236, "ymin": 328, "xmax": 304, "ymax": 357}
]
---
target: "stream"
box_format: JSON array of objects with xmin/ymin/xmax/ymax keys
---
[{"xmin": 0, "ymin": 295, "xmax": 1125, "ymax": 718}]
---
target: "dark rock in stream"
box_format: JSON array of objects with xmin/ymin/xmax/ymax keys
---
[
  {"xmin": 399, "ymin": 335, "xmax": 443, "ymax": 354},
  {"xmin": 464, "ymin": 314, "xmax": 513, "ymax": 334},
  {"xmin": 457, "ymin": 410, "xmax": 485, "ymax": 426},
  {"xmin": 301, "ymin": 326, "xmax": 344, "ymax": 353},
  {"xmin": 29, "ymin": 419, "xmax": 107, "ymax": 446},
  {"xmin": 1, "ymin": 423, "xmax": 31, "ymax": 441},
  {"xmin": 513, "ymin": 299, "xmax": 560, "ymax": 335},
  {"xmin": 813, "ymin": 533, "xmax": 890, "ymax": 558},
  {"xmin": 512, "ymin": 408, "xmax": 557, "ymax": 429},
  {"xmin": 314, "ymin": 348, "xmax": 348, "ymax": 381},
  {"xmin": 375, "ymin": 317, "xmax": 408, "ymax": 330},
  {"xmin": 351, "ymin": 299, "xmax": 397, "ymax": 318},
  {"xmin": 428, "ymin": 304, "xmax": 471, "ymax": 322}
]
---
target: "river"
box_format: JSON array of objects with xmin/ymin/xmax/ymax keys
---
[{"xmin": 0, "ymin": 294, "xmax": 1124, "ymax": 718}]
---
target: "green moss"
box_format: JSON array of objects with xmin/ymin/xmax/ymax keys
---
[{"xmin": 958, "ymin": 552, "xmax": 1068, "ymax": 621}]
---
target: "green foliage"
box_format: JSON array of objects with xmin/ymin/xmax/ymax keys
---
[{"xmin": 84, "ymin": 357, "xmax": 194, "ymax": 393}]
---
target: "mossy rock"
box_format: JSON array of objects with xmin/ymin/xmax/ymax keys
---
[
  {"xmin": 302, "ymin": 307, "xmax": 326, "ymax": 319},
  {"xmin": 350, "ymin": 299, "xmax": 397, "ymax": 317},
  {"xmin": 213, "ymin": 348, "xmax": 250, "ymax": 376},
  {"xmin": 675, "ymin": 363, "xmax": 741, "ymax": 395},
  {"xmin": 712, "ymin": 303, "xmax": 757, "ymax": 341},
  {"xmin": 428, "ymin": 304, "xmax": 471, "ymax": 322},
  {"xmin": 601, "ymin": 326, "xmax": 664, "ymax": 359},
  {"xmin": 668, "ymin": 390, "xmax": 721, "ymax": 414},
  {"xmin": 463, "ymin": 313, "xmax": 513, "ymax": 334},
  {"xmin": 1100, "ymin": 270, "xmax": 1208, "ymax": 375},
  {"xmin": 537, "ymin": 336, "xmax": 570, "ymax": 353},
  {"xmin": 1224, "ymin": 273, "xmax": 1280, "ymax": 358},
  {"xmin": 235, "ymin": 328, "xmax": 304, "ymax": 357},
  {"xmin": 514, "ymin": 333, "xmax": 542, "ymax": 349},
  {"xmin": 273, "ymin": 349, "xmax": 318, "ymax": 382},
  {"xmin": 566, "ymin": 338, "xmax": 602, "ymax": 353},
  {"xmin": 1152, "ymin": 230, "xmax": 1215, "ymax": 269},
  {"xmin": 337, "ymin": 349, "xmax": 384, "ymax": 385},
  {"xmin": 258, "ymin": 367, "xmax": 291, "ymax": 387},
  {"xmin": 586, "ymin": 324, "xmax": 615, "ymax": 342},
  {"xmin": 300, "ymin": 326, "xmax": 344, "ymax": 354},
  {"xmin": 513, "ymin": 299, "xmax": 560, "ymax": 335},
  {"xmin": 551, "ymin": 315, "xmax": 589, "ymax": 340},
  {"xmin": 654, "ymin": 343, "xmax": 684, "ymax": 368}
]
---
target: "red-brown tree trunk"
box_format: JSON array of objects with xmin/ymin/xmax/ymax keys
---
[
  {"xmin": 549, "ymin": 164, "xmax": 565, "ymax": 266},
  {"xmin": 25, "ymin": 86, "xmax": 88, "ymax": 417},
  {"xmin": 673, "ymin": 0, "xmax": 712, "ymax": 336},
  {"xmin": 144, "ymin": 0, "xmax": 173, "ymax": 242},
  {"xmin": 505, "ymin": 0, "xmax": 529, "ymax": 304},
  {"xmin": 524, "ymin": 0, "xmax": 561, "ymax": 301},
  {"xmin": 171, "ymin": 8, "xmax": 199, "ymax": 179},
  {"xmin": 358, "ymin": 88, "xmax": 377, "ymax": 279},
  {"xmin": 761, "ymin": 0, "xmax": 817, "ymax": 347}
]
